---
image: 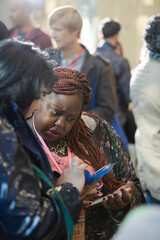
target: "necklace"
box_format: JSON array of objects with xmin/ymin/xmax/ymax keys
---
[
  {"xmin": 49, "ymin": 139, "xmax": 67, "ymax": 156},
  {"xmin": 32, "ymin": 116, "xmax": 72, "ymax": 174}
]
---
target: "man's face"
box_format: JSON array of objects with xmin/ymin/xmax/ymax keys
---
[
  {"xmin": 50, "ymin": 18, "xmax": 78, "ymax": 50},
  {"xmin": 9, "ymin": 0, "xmax": 25, "ymax": 27}
]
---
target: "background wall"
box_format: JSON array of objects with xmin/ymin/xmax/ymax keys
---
[
  {"xmin": 0, "ymin": 0, "xmax": 160, "ymax": 68},
  {"xmin": 0, "ymin": 0, "xmax": 11, "ymax": 27},
  {"xmin": 97, "ymin": 0, "xmax": 160, "ymax": 68}
]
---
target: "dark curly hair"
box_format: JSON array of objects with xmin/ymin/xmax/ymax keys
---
[{"xmin": 144, "ymin": 14, "xmax": 160, "ymax": 53}]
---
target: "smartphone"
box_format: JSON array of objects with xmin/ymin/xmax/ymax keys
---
[
  {"xmin": 84, "ymin": 163, "xmax": 116, "ymax": 185},
  {"xmin": 86, "ymin": 187, "xmax": 131, "ymax": 208}
]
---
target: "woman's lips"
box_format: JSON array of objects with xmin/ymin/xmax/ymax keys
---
[{"xmin": 47, "ymin": 129, "xmax": 61, "ymax": 138}]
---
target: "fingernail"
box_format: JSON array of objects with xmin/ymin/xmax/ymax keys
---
[
  {"xmin": 113, "ymin": 192, "xmax": 118, "ymax": 197},
  {"xmin": 97, "ymin": 192, "xmax": 103, "ymax": 197},
  {"xmin": 96, "ymin": 182, "xmax": 103, "ymax": 188}
]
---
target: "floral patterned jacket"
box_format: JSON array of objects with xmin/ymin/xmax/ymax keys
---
[{"xmin": 82, "ymin": 112, "xmax": 145, "ymax": 240}]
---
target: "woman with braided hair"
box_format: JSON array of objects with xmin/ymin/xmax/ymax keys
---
[{"xmin": 30, "ymin": 67, "xmax": 145, "ymax": 240}]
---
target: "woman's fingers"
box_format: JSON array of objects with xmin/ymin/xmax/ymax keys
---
[
  {"xmin": 83, "ymin": 200, "xmax": 93, "ymax": 208},
  {"xmin": 72, "ymin": 156, "xmax": 88, "ymax": 170},
  {"xmin": 57, "ymin": 157, "xmax": 87, "ymax": 193},
  {"xmin": 103, "ymin": 182, "xmax": 134, "ymax": 210}
]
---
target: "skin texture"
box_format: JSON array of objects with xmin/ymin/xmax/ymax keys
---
[
  {"xmin": 50, "ymin": 19, "xmax": 78, "ymax": 50},
  {"xmin": 57, "ymin": 156, "xmax": 88, "ymax": 193},
  {"xmin": 102, "ymin": 181, "xmax": 133, "ymax": 210},
  {"xmin": 34, "ymin": 92, "xmax": 83, "ymax": 147}
]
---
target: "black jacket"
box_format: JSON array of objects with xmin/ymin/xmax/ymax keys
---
[
  {"xmin": 0, "ymin": 101, "xmax": 82, "ymax": 240},
  {"xmin": 96, "ymin": 42, "xmax": 131, "ymax": 124}
]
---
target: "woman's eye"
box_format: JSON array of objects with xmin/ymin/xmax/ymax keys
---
[
  {"xmin": 50, "ymin": 109, "xmax": 60, "ymax": 116},
  {"xmin": 67, "ymin": 117, "xmax": 76, "ymax": 122}
]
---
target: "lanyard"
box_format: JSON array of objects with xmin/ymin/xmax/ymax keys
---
[
  {"xmin": 32, "ymin": 116, "xmax": 72, "ymax": 174},
  {"xmin": 13, "ymin": 25, "xmax": 34, "ymax": 40},
  {"xmin": 70, "ymin": 47, "xmax": 84, "ymax": 69}
]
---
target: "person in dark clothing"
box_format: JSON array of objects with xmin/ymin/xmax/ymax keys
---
[
  {"xmin": 47, "ymin": 5, "xmax": 116, "ymax": 123},
  {"xmin": 114, "ymin": 41, "xmax": 137, "ymax": 144},
  {"xmin": 0, "ymin": 39, "xmax": 86, "ymax": 240},
  {"xmin": 96, "ymin": 18, "xmax": 131, "ymax": 127},
  {"xmin": 0, "ymin": 21, "xmax": 9, "ymax": 40},
  {"xmin": 9, "ymin": 0, "xmax": 52, "ymax": 50}
]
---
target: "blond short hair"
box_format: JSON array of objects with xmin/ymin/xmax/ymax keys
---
[{"xmin": 48, "ymin": 5, "xmax": 82, "ymax": 33}]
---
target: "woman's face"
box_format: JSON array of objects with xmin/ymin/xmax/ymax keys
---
[{"xmin": 34, "ymin": 92, "xmax": 83, "ymax": 142}]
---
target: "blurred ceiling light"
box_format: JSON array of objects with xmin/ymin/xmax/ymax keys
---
[{"xmin": 142, "ymin": 0, "xmax": 154, "ymax": 6}]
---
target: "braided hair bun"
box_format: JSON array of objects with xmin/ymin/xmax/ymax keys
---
[{"xmin": 53, "ymin": 67, "xmax": 91, "ymax": 106}]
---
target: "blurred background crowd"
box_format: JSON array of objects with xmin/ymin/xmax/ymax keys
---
[{"xmin": 1, "ymin": 0, "xmax": 160, "ymax": 69}]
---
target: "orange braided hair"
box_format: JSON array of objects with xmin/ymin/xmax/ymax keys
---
[{"xmin": 53, "ymin": 67, "xmax": 125, "ymax": 192}]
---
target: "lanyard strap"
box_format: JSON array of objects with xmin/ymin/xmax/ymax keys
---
[
  {"xmin": 32, "ymin": 116, "xmax": 72, "ymax": 174},
  {"xmin": 33, "ymin": 164, "xmax": 74, "ymax": 240},
  {"xmin": 13, "ymin": 25, "xmax": 34, "ymax": 40},
  {"xmin": 25, "ymin": 25, "xmax": 34, "ymax": 39},
  {"xmin": 70, "ymin": 47, "xmax": 84, "ymax": 69}
]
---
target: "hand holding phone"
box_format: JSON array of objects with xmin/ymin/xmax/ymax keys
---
[
  {"xmin": 84, "ymin": 163, "xmax": 116, "ymax": 185},
  {"xmin": 87, "ymin": 187, "xmax": 132, "ymax": 208}
]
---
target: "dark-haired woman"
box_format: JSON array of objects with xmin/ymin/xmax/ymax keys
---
[
  {"xmin": 0, "ymin": 39, "xmax": 86, "ymax": 240},
  {"xmin": 31, "ymin": 67, "xmax": 145, "ymax": 240}
]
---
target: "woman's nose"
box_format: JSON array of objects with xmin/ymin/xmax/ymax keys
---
[{"xmin": 55, "ymin": 117, "xmax": 66, "ymax": 129}]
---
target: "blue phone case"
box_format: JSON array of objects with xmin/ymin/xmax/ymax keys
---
[{"xmin": 84, "ymin": 163, "xmax": 116, "ymax": 185}]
